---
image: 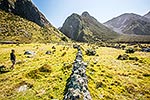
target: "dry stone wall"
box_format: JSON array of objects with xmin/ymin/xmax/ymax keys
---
[{"xmin": 64, "ymin": 45, "xmax": 92, "ymax": 100}]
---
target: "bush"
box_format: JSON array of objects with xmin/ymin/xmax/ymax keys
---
[
  {"xmin": 61, "ymin": 36, "xmax": 68, "ymax": 42},
  {"xmin": 129, "ymin": 57, "xmax": 139, "ymax": 61},
  {"xmin": 117, "ymin": 54, "xmax": 139, "ymax": 61},
  {"xmin": 38, "ymin": 64, "xmax": 52, "ymax": 72},
  {"xmin": 117, "ymin": 54, "xmax": 129, "ymax": 60},
  {"xmin": 125, "ymin": 48, "xmax": 135, "ymax": 53},
  {"xmin": 85, "ymin": 49, "xmax": 96, "ymax": 56},
  {"xmin": 121, "ymin": 45, "xmax": 126, "ymax": 50}
]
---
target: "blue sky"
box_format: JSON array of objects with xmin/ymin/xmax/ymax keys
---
[{"xmin": 32, "ymin": 0, "xmax": 150, "ymax": 27}]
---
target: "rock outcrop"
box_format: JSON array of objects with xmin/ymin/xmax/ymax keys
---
[
  {"xmin": 60, "ymin": 11, "xmax": 119, "ymax": 42},
  {"xmin": 0, "ymin": 0, "xmax": 69, "ymax": 43},
  {"xmin": 64, "ymin": 45, "xmax": 91, "ymax": 100},
  {"xmin": 0, "ymin": 0, "xmax": 50, "ymax": 26},
  {"xmin": 144, "ymin": 11, "xmax": 150, "ymax": 20}
]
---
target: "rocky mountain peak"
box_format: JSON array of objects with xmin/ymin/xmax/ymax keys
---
[
  {"xmin": 144, "ymin": 11, "xmax": 150, "ymax": 19},
  {"xmin": 60, "ymin": 13, "xmax": 84, "ymax": 41},
  {"xmin": 70, "ymin": 13, "xmax": 82, "ymax": 19},
  {"xmin": 81, "ymin": 11, "xmax": 91, "ymax": 17},
  {"xmin": 0, "ymin": 0, "xmax": 50, "ymax": 26},
  {"xmin": 104, "ymin": 12, "xmax": 150, "ymax": 35},
  {"xmin": 60, "ymin": 12, "xmax": 118, "ymax": 42}
]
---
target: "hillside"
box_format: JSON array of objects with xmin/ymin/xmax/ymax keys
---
[
  {"xmin": 0, "ymin": 10, "xmax": 68, "ymax": 43},
  {"xmin": 122, "ymin": 19, "xmax": 150, "ymax": 35},
  {"xmin": 104, "ymin": 12, "xmax": 150, "ymax": 35},
  {"xmin": 60, "ymin": 12, "xmax": 120, "ymax": 42},
  {"xmin": 0, "ymin": 43, "xmax": 150, "ymax": 99},
  {"xmin": 0, "ymin": 0, "xmax": 50, "ymax": 27}
]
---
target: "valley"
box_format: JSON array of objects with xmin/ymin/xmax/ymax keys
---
[
  {"xmin": 0, "ymin": 0, "xmax": 150, "ymax": 99},
  {"xmin": 0, "ymin": 43, "xmax": 150, "ymax": 100}
]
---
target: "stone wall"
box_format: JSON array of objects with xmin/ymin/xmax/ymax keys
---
[{"xmin": 64, "ymin": 45, "xmax": 92, "ymax": 100}]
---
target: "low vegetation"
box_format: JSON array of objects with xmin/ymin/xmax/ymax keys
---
[
  {"xmin": 0, "ymin": 43, "xmax": 150, "ymax": 100},
  {"xmin": 111, "ymin": 34, "xmax": 150, "ymax": 43},
  {"xmin": 0, "ymin": 10, "xmax": 68, "ymax": 43}
]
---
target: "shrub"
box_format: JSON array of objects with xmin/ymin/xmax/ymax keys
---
[
  {"xmin": 125, "ymin": 48, "xmax": 135, "ymax": 53},
  {"xmin": 38, "ymin": 64, "xmax": 52, "ymax": 72},
  {"xmin": 61, "ymin": 52, "xmax": 66, "ymax": 57},
  {"xmin": 85, "ymin": 49, "xmax": 96, "ymax": 56},
  {"xmin": 96, "ymin": 82, "xmax": 105, "ymax": 88},
  {"xmin": 121, "ymin": 45, "xmax": 126, "ymax": 50},
  {"xmin": 129, "ymin": 57, "xmax": 139, "ymax": 61},
  {"xmin": 61, "ymin": 36, "xmax": 68, "ymax": 42},
  {"xmin": 117, "ymin": 54, "xmax": 129, "ymax": 60}
]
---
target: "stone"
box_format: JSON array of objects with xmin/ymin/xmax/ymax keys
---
[
  {"xmin": 142, "ymin": 48, "xmax": 150, "ymax": 52},
  {"xmin": 18, "ymin": 85, "xmax": 28, "ymax": 92},
  {"xmin": 24, "ymin": 50, "xmax": 35, "ymax": 55},
  {"xmin": 117, "ymin": 54, "xmax": 129, "ymax": 60},
  {"xmin": 46, "ymin": 51, "xmax": 51, "ymax": 55},
  {"xmin": 64, "ymin": 47, "xmax": 91, "ymax": 100},
  {"xmin": 73, "ymin": 44, "xmax": 80, "ymax": 49}
]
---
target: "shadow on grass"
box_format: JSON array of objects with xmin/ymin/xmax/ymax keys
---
[{"xmin": 0, "ymin": 65, "xmax": 10, "ymax": 74}]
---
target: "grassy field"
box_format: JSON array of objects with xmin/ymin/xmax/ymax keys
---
[{"xmin": 0, "ymin": 43, "xmax": 150, "ymax": 100}]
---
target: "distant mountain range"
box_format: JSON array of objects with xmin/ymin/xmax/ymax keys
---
[
  {"xmin": 0, "ymin": 0, "xmax": 68, "ymax": 43},
  {"xmin": 60, "ymin": 11, "xmax": 119, "ymax": 42},
  {"xmin": 104, "ymin": 12, "xmax": 150, "ymax": 35},
  {"xmin": 60, "ymin": 11, "xmax": 150, "ymax": 43}
]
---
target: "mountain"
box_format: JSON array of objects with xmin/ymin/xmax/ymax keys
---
[
  {"xmin": 104, "ymin": 12, "xmax": 150, "ymax": 35},
  {"xmin": 60, "ymin": 11, "xmax": 119, "ymax": 42},
  {"xmin": 0, "ymin": 0, "xmax": 69, "ymax": 43},
  {"xmin": 0, "ymin": 0, "xmax": 50, "ymax": 27},
  {"xmin": 144, "ymin": 11, "xmax": 150, "ymax": 19},
  {"xmin": 122, "ymin": 19, "xmax": 150, "ymax": 35}
]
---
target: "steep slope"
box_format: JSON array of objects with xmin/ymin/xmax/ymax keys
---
[
  {"xmin": 104, "ymin": 13, "xmax": 150, "ymax": 35},
  {"xmin": 0, "ymin": 10, "xmax": 68, "ymax": 43},
  {"xmin": 0, "ymin": 0, "xmax": 69, "ymax": 43},
  {"xmin": 60, "ymin": 12, "xmax": 119, "ymax": 42},
  {"xmin": 122, "ymin": 19, "xmax": 150, "ymax": 35},
  {"xmin": 144, "ymin": 11, "xmax": 150, "ymax": 19},
  {"xmin": 0, "ymin": 0, "xmax": 50, "ymax": 27}
]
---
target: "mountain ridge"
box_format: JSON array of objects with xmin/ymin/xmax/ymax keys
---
[
  {"xmin": 144, "ymin": 11, "xmax": 150, "ymax": 19},
  {"xmin": 104, "ymin": 12, "xmax": 150, "ymax": 35},
  {"xmin": 60, "ymin": 11, "xmax": 119, "ymax": 42}
]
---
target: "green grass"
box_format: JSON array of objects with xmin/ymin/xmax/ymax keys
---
[
  {"xmin": 0, "ymin": 43, "xmax": 150, "ymax": 100},
  {"xmin": 0, "ymin": 10, "xmax": 69, "ymax": 43},
  {"xmin": 111, "ymin": 34, "xmax": 150, "ymax": 43}
]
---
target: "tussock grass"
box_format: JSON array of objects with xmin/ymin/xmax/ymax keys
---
[
  {"xmin": 0, "ymin": 10, "xmax": 68, "ymax": 43},
  {"xmin": 0, "ymin": 43, "xmax": 150, "ymax": 100}
]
